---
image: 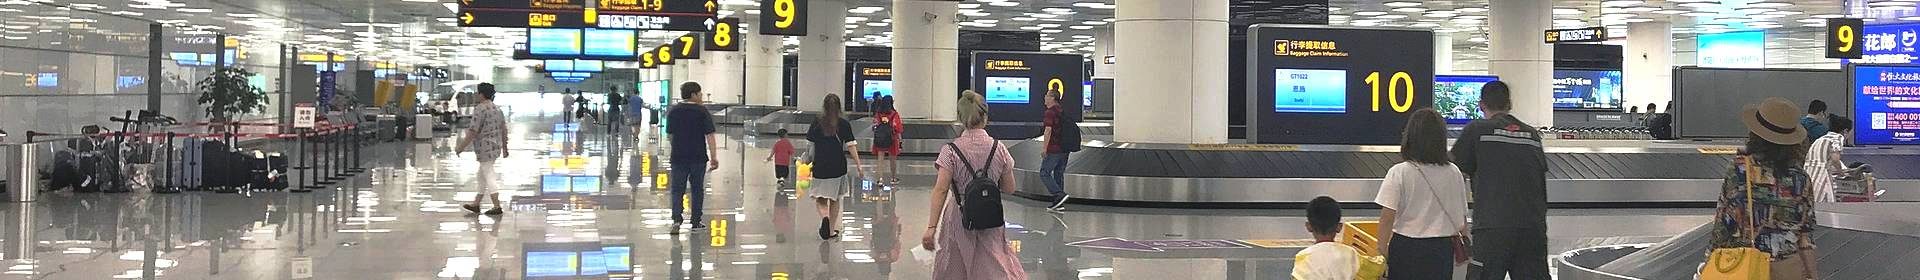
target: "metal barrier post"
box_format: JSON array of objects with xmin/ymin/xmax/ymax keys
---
[
  {"xmin": 6, "ymin": 143, "xmax": 41, "ymax": 202},
  {"xmin": 317, "ymin": 127, "xmax": 336, "ymax": 185},
  {"xmin": 348, "ymin": 124, "xmax": 364, "ymax": 173},
  {"xmin": 291, "ymin": 128, "xmax": 313, "ymax": 193},
  {"xmin": 329, "ymin": 126, "xmax": 345, "ymax": 181}
]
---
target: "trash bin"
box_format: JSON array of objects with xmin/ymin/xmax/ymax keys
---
[{"xmin": 4, "ymin": 143, "xmax": 39, "ymax": 202}]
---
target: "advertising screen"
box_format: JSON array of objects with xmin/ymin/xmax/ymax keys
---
[
  {"xmin": 984, "ymin": 76, "xmax": 1030, "ymax": 104},
  {"xmin": 528, "ymin": 29, "xmax": 583, "ymax": 56},
  {"xmin": 1852, "ymin": 65, "xmax": 1920, "ymax": 145},
  {"xmin": 861, "ymin": 80, "xmax": 893, "ymax": 100},
  {"xmin": 1855, "ymin": 22, "xmax": 1920, "ymax": 64},
  {"xmin": 525, "ymin": 251, "xmax": 578, "ymax": 277},
  {"xmin": 1552, "ymin": 69, "xmax": 1623, "ymax": 110},
  {"xmin": 1698, "ymin": 31, "xmax": 1766, "ymax": 68},
  {"xmin": 34, "ymin": 73, "xmax": 56, "ymax": 88},
  {"xmin": 1082, "ymin": 81, "xmax": 1093, "ymax": 109},
  {"xmin": 1272, "ymin": 69, "xmax": 1348, "ymax": 113},
  {"xmin": 581, "ymin": 29, "xmax": 636, "ymax": 58},
  {"xmin": 1435, "ymin": 75, "xmax": 1498, "ymax": 124}
]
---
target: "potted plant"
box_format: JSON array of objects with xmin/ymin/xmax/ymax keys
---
[{"xmin": 195, "ymin": 68, "xmax": 269, "ymax": 130}]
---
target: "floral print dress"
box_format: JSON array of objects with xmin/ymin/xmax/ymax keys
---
[{"xmin": 1709, "ymin": 157, "xmax": 1816, "ymax": 261}]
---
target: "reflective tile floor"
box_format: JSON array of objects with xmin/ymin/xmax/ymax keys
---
[{"xmin": 0, "ymin": 95, "xmax": 1713, "ymax": 279}]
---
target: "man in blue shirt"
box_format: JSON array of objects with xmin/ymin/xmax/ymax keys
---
[
  {"xmin": 666, "ymin": 82, "xmax": 718, "ymax": 234},
  {"xmin": 1802, "ymin": 100, "xmax": 1829, "ymax": 143}
]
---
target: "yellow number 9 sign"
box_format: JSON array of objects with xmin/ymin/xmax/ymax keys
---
[{"xmin": 1836, "ymin": 25, "xmax": 1855, "ymax": 53}]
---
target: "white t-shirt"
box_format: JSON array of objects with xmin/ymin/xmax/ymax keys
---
[
  {"xmin": 1291, "ymin": 242, "xmax": 1360, "ymax": 280},
  {"xmin": 1373, "ymin": 162, "xmax": 1470, "ymax": 238}
]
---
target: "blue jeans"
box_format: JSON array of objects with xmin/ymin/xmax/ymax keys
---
[
  {"xmin": 669, "ymin": 162, "xmax": 707, "ymax": 224},
  {"xmin": 1040, "ymin": 153, "xmax": 1070, "ymax": 197}
]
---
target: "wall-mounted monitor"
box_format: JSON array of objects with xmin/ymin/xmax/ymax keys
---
[
  {"xmin": 581, "ymin": 28, "xmax": 636, "ymax": 58},
  {"xmin": 1272, "ymin": 69, "xmax": 1348, "ymax": 113},
  {"xmin": 1552, "ymin": 69, "xmax": 1623, "ymax": 111},
  {"xmin": 1851, "ymin": 64, "xmax": 1920, "ymax": 145},
  {"xmin": 861, "ymin": 80, "xmax": 893, "ymax": 100},
  {"xmin": 34, "ymin": 73, "xmax": 57, "ymax": 88},
  {"xmin": 984, "ymin": 76, "xmax": 1030, "ymax": 104},
  {"xmin": 1435, "ymin": 75, "xmax": 1499, "ymax": 124}
]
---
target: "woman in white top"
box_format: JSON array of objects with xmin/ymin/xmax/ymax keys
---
[{"xmin": 1374, "ymin": 109, "xmax": 1471, "ymax": 279}]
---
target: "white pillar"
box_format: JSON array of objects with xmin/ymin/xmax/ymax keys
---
[
  {"xmin": 1626, "ymin": 21, "xmax": 1674, "ymax": 112},
  {"xmin": 1488, "ymin": 0, "xmax": 1554, "ymax": 126},
  {"xmin": 670, "ymin": 62, "xmax": 691, "ymax": 89},
  {"xmin": 796, "ymin": 0, "xmax": 848, "ymax": 112},
  {"xmin": 891, "ymin": 0, "xmax": 959, "ymax": 121},
  {"xmin": 1113, "ymin": 0, "xmax": 1228, "ymax": 144},
  {"xmin": 703, "ymin": 49, "xmax": 745, "ymax": 104},
  {"xmin": 1434, "ymin": 32, "xmax": 1454, "ymax": 74},
  {"xmin": 1092, "ymin": 26, "xmax": 1116, "ymax": 78},
  {"xmin": 745, "ymin": 32, "xmax": 786, "ymax": 106}
]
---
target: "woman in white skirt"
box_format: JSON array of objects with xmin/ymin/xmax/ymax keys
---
[{"xmin": 806, "ymin": 94, "xmax": 863, "ymax": 240}]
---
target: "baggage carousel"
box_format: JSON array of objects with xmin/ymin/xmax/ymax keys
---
[
  {"xmin": 1007, "ymin": 139, "xmax": 1920, "ymax": 207},
  {"xmin": 1559, "ymin": 203, "xmax": 1920, "ymax": 280},
  {"xmin": 714, "ymin": 105, "xmax": 789, "ymax": 125}
]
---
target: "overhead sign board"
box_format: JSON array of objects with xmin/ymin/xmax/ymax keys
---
[
  {"xmin": 705, "ymin": 17, "xmax": 741, "ymax": 51},
  {"xmin": 457, "ymin": 0, "xmax": 716, "ymax": 31},
  {"xmin": 758, "ymin": 0, "xmax": 808, "ymax": 36},
  {"xmin": 1829, "ymin": 18, "xmax": 1865, "ymax": 59},
  {"xmin": 1544, "ymin": 27, "xmax": 1607, "ymax": 44},
  {"xmin": 673, "ymin": 33, "xmax": 704, "ymax": 59}
]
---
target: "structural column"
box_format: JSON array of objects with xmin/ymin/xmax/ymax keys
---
[
  {"xmin": 671, "ymin": 60, "xmax": 693, "ymax": 93},
  {"xmin": 796, "ymin": 0, "xmax": 848, "ymax": 112},
  {"xmin": 1488, "ymin": 0, "xmax": 1554, "ymax": 125},
  {"xmin": 703, "ymin": 48, "xmax": 745, "ymax": 104},
  {"xmin": 1092, "ymin": 26, "xmax": 1116, "ymax": 78},
  {"xmin": 891, "ymin": 0, "xmax": 960, "ymax": 121},
  {"xmin": 744, "ymin": 31, "xmax": 786, "ymax": 106},
  {"xmin": 1625, "ymin": 21, "xmax": 1673, "ymax": 111},
  {"xmin": 1434, "ymin": 32, "xmax": 1454, "ymax": 74},
  {"xmin": 1113, "ymin": 0, "xmax": 1228, "ymax": 144}
]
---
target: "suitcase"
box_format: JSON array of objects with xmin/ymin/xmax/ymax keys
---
[
  {"xmin": 199, "ymin": 140, "xmax": 245, "ymax": 192},
  {"xmin": 172, "ymin": 138, "xmax": 204, "ymax": 189},
  {"xmin": 248, "ymin": 152, "xmax": 288, "ymax": 190}
]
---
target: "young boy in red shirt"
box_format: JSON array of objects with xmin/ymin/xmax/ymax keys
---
[{"xmin": 766, "ymin": 128, "xmax": 797, "ymax": 185}]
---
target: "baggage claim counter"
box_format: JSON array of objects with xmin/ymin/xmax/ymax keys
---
[{"xmin": 1007, "ymin": 25, "xmax": 1920, "ymax": 208}]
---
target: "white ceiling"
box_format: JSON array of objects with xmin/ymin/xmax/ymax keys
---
[{"xmin": 0, "ymin": 0, "xmax": 1908, "ymax": 67}]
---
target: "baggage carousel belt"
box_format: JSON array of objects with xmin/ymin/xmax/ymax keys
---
[
  {"xmin": 1012, "ymin": 141, "xmax": 1741, "ymax": 179},
  {"xmin": 1574, "ymin": 203, "xmax": 1920, "ymax": 280}
]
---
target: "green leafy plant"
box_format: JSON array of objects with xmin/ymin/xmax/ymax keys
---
[{"xmin": 195, "ymin": 68, "xmax": 269, "ymax": 122}]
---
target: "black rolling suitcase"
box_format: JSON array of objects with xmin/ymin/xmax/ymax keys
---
[
  {"xmin": 200, "ymin": 140, "xmax": 244, "ymax": 192},
  {"xmin": 249, "ymin": 153, "xmax": 288, "ymax": 190}
]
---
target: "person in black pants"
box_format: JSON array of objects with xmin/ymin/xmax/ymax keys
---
[
  {"xmin": 665, "ymin": 82, "xmax": 719, "ymax": 234},
  {"xmin": 1452, "ymin": 81, "xmax": 1551, "ymax": 280}
]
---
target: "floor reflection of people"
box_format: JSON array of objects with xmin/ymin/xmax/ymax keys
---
[
  {"xmin": 775, "ymin": 189, "xmax": 794, "ymax": 243},
  {"xmin": 870, "ymin": 186, "xmax": 902, "ymax": 277},
  {"xmin": 1038, "ymin": 212, "xmax": 1074, "ymax": 280}
]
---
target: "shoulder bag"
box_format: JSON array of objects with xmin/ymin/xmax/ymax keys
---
[
  {"xmin": 1698, "ymin": 157, "xmax": 1770, "ymax": 280},
  {"xmin": 1413, "ymin": 166, "xmax": 1472, "ymax": 265}
]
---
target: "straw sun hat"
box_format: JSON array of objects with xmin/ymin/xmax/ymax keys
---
[{"xmin": 1740, "ymin": 97, "xmax": 1807, "ymax": 145}]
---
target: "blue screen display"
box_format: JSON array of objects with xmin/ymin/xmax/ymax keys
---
[
  {"xmin": 1852, "ymin": 65, "xmax": 1920, "ymax": 145},
  {"xmin": 984, "ymin": 77, "xmax": 1030, "ymax": 104},
  {"xmin": 602, "ymin": 246, "xmax": 632, "ymax": 272},
  {"xmin": 577, "ymin": 250, "xmax": 607, "ymax": 276},
  {"xmin": 1697, "ymin": 31, "xmax": 1765, "ymax": 68},
  {"xmin": 862, "ymin": 80, "xmax": 893, "ymax": 100},
  {"xmin": 1551, "ymin": 69, "xmax": 1623, "ymax": 110},
  {"xmin": 570, "ymin": 176, "xmax": 601, "ymax": 193},
  {"xmin": 1857, "ymin": 22, "xmax": 1920, "ymax": 64},
  {"xmin": 525, "ymin": 251, "xmax": 578, "ymax": 277},
  {"xmin": 540, "ymin": 174, "xmax": 569, "ymax": 193},
  {"xmin": 581, "ymin": 29, "xmax": 635, "ymax": 58},
  {"xmin": 34, "ymin": 73, "xmax": 57, "ymax": 88},
  {"xmin": 543, "ymin": 59, "xmax": 574, "ymax": 72},
  {"xmin": 574, "ymin": 60, "xmax": 603, "ymax": 72},
  {"xmin": 1435, "ymin": 75, "xmax": 1498, "ymax": 124},
  {"xmin": 1273, "ymin": 69, "xmax": 1347, "ymax": 113},
  {"xmin": 528, "ymin": 29, "xmax": 582, "ymax": 56},
  {"xmin": 1082, "ymin": 81, "xmax": 1093, "ymax": 108}
]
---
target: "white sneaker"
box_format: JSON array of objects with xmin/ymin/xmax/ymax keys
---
[{"xmin": 1049, "ymin": 194, "xmax": 1071, "ymax": 210}]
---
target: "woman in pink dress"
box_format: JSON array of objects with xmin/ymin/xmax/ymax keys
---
[{"xmin": 921, "ymin": 90, "xmax": 1027, "ymax": 280}]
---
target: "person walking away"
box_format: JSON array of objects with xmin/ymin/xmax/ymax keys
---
[
  {"xmin": 807, "ymin": 94, "xmax": 863, "ymax": 240},
  {"xmin": 1452, "ymin": 81, "xmax": 1550, "ymax": 280},
  {"xmin": 626, "ymin": 89, "xmax": 649, "ymax": 139},
  {"xmin": 921, "ymin": 90, "xmax": 1026, "ymax": 280},
  {"xmin": 766, "ymin": 128, "xmax": 797, "ymax": 186},
  {"xmin": 1377, "ymin": 109, "xmax": 1471, "ymax": 279},
  {"xmin": 1705, "ymin": 97, "xmax": 1818, "ymax": 279},
  {"xmin": 1806, "ymin": 115, "xmax": 1851, "ymax": 203},
  {"xmin": 1293, "ymin": 196, "xmax": 1366, "ymax": 280},
  {"xmin": 1039, "ymin": 90, "xmax": 1079, "ymax": 211},
  {"xmin": 455, "ymin": 83, "xmax": 510, "ymax": 216},
  {"xmin": 666, "ymin": 82, "xmax": 720, "ymax": 234},
  {"xmin": 1801, "ymin": 100, "xmax": 1829, "ymax": 143},
  {"xmin": 872, "ymin": 95, "xmax": 903, "ymax": 181}
]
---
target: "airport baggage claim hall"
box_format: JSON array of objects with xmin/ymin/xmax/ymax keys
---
[{"xmin": 0, "ymin": 0, "xmax": 1917, "ymax": 279}]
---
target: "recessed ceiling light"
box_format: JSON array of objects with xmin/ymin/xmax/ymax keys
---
[
  {"xmin": 1384, "ymin": 1, "xmax": 1421, "ymax": 7},
  {"xmin": 1553, "ymin": 8, "xmax": 1583, "ymax": 15},
  {"xmin": 1748, "ymin": 2, "xmax": 1792, "ymax": 8},
  {"xmin": 1622, "ymin": 7, "xmax": 1660, "ymax": 12},
  {"xmin": 1678, "ymin": 2, "xmax": 1717, "ymax": 8},
  {"xmin": 178, "ymin": 8, "xmax": 211, "ymax": 13},
  {"xmin": 1391, "ymin": 7, "xmax": 1426, "ymax": 13},
  {"xmin": 1601, "ymin": 0, "xmax": 1643, "ymax": 7},
  {"xmin": 1653, "ymin": 10, "xmax": 1688, "ymax": 14},
  {"xmin": 1374, "ymin": 14, "xmax": 1408, "ymax": 19},
  {"xmin": 1354, "ymin": 11, "xmax": 1387, "ymax": 16},
  {"xmin": 988, "ymin": 1, "xmax": 1017, "ymax": 7},
  {"xmin": 1458, "ymin": 7, "xmax": 1487, "ymax": 13},
  {"xmin": 1811, "ymin": 14, "xmax": 1844, "ymax": 18},
  {"xmin": 1423, "ymin": 12, "xmax": 1456, "ymax": 18},
  {"xmin": 1012, "ymin": 17, "xmax": 1035, "ymax": 21}
]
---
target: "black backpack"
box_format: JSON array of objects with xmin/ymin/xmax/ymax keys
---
[
  {"xmin": 1054, "ymin": 114, "xmax": 1082, "ymax": 152},
  {"xmin": 945, "ymin": 143, "xmax": 1005, "ymax": 230},
  {"xmin": 874, "ymin": 119, "xmax": 897, "ymax": 148}
]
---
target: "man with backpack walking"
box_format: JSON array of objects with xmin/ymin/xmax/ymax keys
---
[{"xmin": 1040, "ymin": 90, "xmax": 1079, "ymax": 211}]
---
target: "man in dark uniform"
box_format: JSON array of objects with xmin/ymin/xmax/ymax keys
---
[{"xmin": 1452, "ymin": 81, "xmax": 1550, "ymax": 280}]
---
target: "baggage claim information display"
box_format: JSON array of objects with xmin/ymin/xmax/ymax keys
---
[
  {"xmin": 1247, "ymin": 25, "xmax": 1435, "ymax": 145},
  {"xmin": 458, "ymin": 0, "xmax": 718, "ymax": 31},
  {"xmin": 1852, "ymin": 65, "xmax": 1920, "ymax": 145}
]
